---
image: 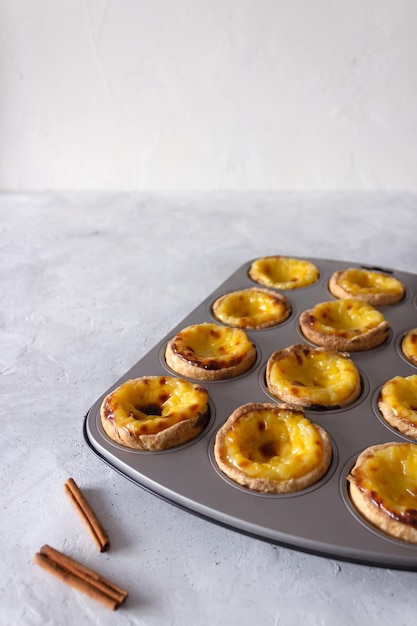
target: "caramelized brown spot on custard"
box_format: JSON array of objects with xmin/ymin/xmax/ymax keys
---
[
  {"xmin": 295, "ymin": 350, "xmax": 303, "ymax": 365},
  {"xmin": 403, "ymin": 509, "xmax": 417, "ymax": 528},
  {"xmin": 259, "ymin": 441, "xmax": 279, "ymax": 459},
  {"xmin": 137, "ymin": 403, "xmax": 163, "ymax": 416}
]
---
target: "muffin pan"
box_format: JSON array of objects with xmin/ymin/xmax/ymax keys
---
[{"xmin": 84, "ymin": 257, "xmax": 417, "ymax": 570}]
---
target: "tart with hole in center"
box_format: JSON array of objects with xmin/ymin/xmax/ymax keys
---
[
  {"xmin": 214, "ymin": 402, "xmax": 332, "ymax": 493},
  {"xmin": 212, "ymin": 287, "xmax": 291, "ymax": 329},
  {"xmin": 100, "ymin": 376, "xmax": 209, "ymax": 451},
  {"xmin": 329, "ymin": 268, "xmax": 405, "ymax": 306},
  {"xmin": 378, "ymin": 375, "xmax": 417, "ymax": 439},
  {"xmin": 299, "ymin": 298, "xmax": 390, "ymax": 351},
  {"xmin": 248, "ymin": 256, "xmax": 319, "ymax": 290},
  {"xmin": 348, "ymin": 442, "xmax": 417, "ymax": 543},
  {"xmin": 165, "ymin": 322, "xmax": 256, "ymax": 380},
  {"xmin": 402, "ymin": 328, "xmax": 417, "ymax": 367},
  {"xmin": 266, "ymin": 344, "xmax": 361, "ymax": 409}
]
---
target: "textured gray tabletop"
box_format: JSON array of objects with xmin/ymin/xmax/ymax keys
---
[{"xmin": 2, "ymin": 192, "xmax": 417, "ymax": 625}]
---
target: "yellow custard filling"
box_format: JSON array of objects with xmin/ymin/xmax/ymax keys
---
[
  {"xmin": 268, "ymin": 346, "xmax": 360, "ymax": 406},
  {"xmin": 171, "ymin": 323, "xmax": 253, "ymax": 363},
  {"xmin": 308, "ymin": 299, "xmax": 386, "ymax": 336},
  {"xmin": 212, "ymin": 287, "xmax": 290, "ymax": 328},
  {"xmin": 380, "ymin": 375, "xmax": 417, "ymax": 425},
  {"xmin": 223, "ymin": 408, "xmax": 325, "ymax": 481},
  {"xmin": 336, "ymin": 268, "xmax": 404, "ymax": 299},
  {"xmin": 249, "ymin": 256, "xmax": 319, "ymax": 290},
  {"xmin": 402, "ymin": 329, "xmax": 417, "ymax": 365},
  {"xmin": 353, "ymin": 444, "xmax": 417, "ymax": 520},
  {"xmin": 104, "ymin": 376, "xmax": 209, "ymax": 436}
]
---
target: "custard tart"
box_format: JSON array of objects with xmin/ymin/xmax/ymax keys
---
[
  {"xmin": 378, "ymin": 375, "xmax": 417, "ymax": 439},
  {"xmin": 165, "ymin": 322, "xmax": 256, "ymax": 380},
  {"xmin": 402, "ymin": 328, "xmax": 417, "ymax": 366},
  {"xmin": 214, "ymin": 402, "xmax": 332, "ymax": 493},
  {"xmin": 329, "ymin": 267, "xmax": 405, "ymax": 306},
  {"xmin": 299, "ymin": 298, "xmax": 390, "ymax": 351},
  {"xmin": 100, "ymin": 376, "xmax": 209, "ymax": 451},
  {"xmin": 212, "ymin": 287, "xmax": 291, "ymax": 329},
  {"xmin": 248, "ymin": 256, "xmax": 319, "ymax": 290},
  {"xmin": 348, "ymin": 442, "xmax": 417, "ymax": 543},
  {"xmin": 266, "ymin": 344, "xmax": 361, "ymax": 409}
]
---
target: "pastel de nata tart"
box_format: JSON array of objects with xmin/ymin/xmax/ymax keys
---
[
  {"xmin": 329, "ymin": 267, "xmax": 405, "ymax": 306},
  {"xmin": 299, "ymin": 298, "xmax": 390, "ymax": 351},
  {"xmin": 378, "ymin": 375, "xmax": 417, "ymax": 439},
  {"xmin": 266, "ymin": 344, "xmax": 361, "ymax": 409},
  {"xmin": 212, "ymin": 287, "xmax": 291, "ymax": 329},
  {"xmin": 402, "ymin": 328, "xmax": 417, "ymax": 366},
  {"xmin": 248, "ymin": 256, "xmax": 319, "ymax": 290},
  {"xmin": 214, "ymin": 402, "xmax": 332, "ymax": 494},
  {"xmin": 165, "ymin": 322, "xmax": 256, "ymax": 381},
  {"xmin": 348, "ymin": 442, "xmax": 417, "ymax": 543},
  {"xmin": 100, "ymin": 376, "xmax": 209, "ymax": 451}
]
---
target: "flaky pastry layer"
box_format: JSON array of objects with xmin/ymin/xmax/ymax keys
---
[
  {"xmin": 299, "ymin": 298, "xmax": 390, "ymax": 351},
  {"xmin": 165, "ymin": 322, "xmax": 256, "ymax": 380},
  {"xmin": 100, "ymin": 376, "xmax": 209, "ymax": 451},
  {"xmin": 266, "ymin": 343, "xmax": 361, "ymax": 409},
  {"xmin": 378, "ymin": 375, "xmax": 417, "ymax": 439},
  {"xmin": 348, "ymin": 442, "xmax": 417, "ymax": 543},
  {"xmin": 212, "ymin": 287, "xmax": 291, "ymax": 329},
  {"xmin": 402, "ymin": 328, "xmax": 417, "ymax": 366},
  {"xmin": 329, "ymin": 268, "xmax": 405, "ymax": 305},
  {"xmin": 248, "ymin": 256, "xmax": 319, "ymax": 290},
  {"xmin": 214, "ymin": 402, "xmax": 332, "ymax": 494}
]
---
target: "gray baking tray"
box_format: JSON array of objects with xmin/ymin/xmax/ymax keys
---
[{"xmin": 84, "ymin": 257, "xmax": 417, "ymax": 570}]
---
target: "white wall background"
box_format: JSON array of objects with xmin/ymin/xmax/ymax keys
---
[{"xmin": 1, "ymin": 0, "xmax": 417, "ymax": 192}]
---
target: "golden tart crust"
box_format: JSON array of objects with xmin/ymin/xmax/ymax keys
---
[
  {"xmin": 299, "ymin": 298, "xmax": 390, "ymax": 351},
  {"xmin": 266, "ymin": 344, "xmax": 361, "ymax": 409},
  {"xmin": 165, "ymin": 322, "xmax": 256, "ymax": 381},
  {"xmin": 329, "ymin": 268, "xmax": 405, "ymax": 305},
  {"xmin": 214, "ymin": 403, "xmax": 332, "ymax": 494},
  {"xmin": 248, "ymin": 256, "xmax": 319, "ymax": 290},
  {"xmin": 402, "ymin": 328, "xmax": 417, "ymax": 366},
  {"xmin": 212, "ymin": 287, "xmax": 291, "ymax": 329},
  {"xmin": 348, "ymin": 442, "xmax": 417, "ymax": 543},
  {"xmin": 378, "ymin": 375, "xmax": 417, "ymax": 439},
  {"xmin": 100, "ymin": 376, "xmax": 209, "ymax": 451}
]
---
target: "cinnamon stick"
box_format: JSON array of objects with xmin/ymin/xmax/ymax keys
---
[
  {"xmin": 64, "ymin": 478, "xmax": 110, "ymax": 552},
  {"xmin": 34, "ymin": 545, "xmax": 128, "ymax": 610}
]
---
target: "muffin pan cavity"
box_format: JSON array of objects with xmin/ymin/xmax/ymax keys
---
[{"xmin": 84, "ymin": 257, "xmax": 417, "ymax": 570}]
